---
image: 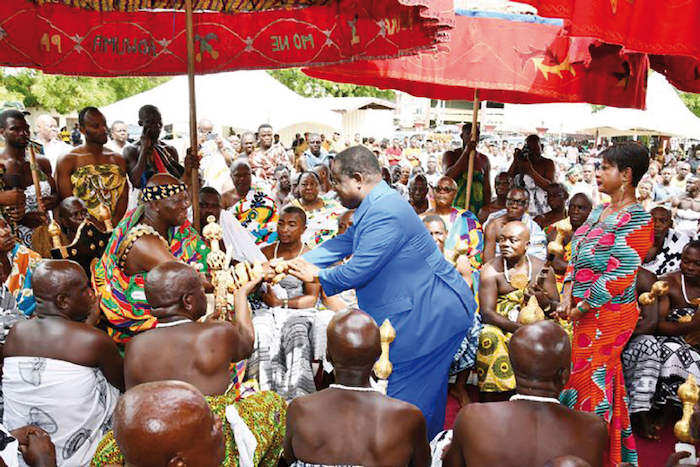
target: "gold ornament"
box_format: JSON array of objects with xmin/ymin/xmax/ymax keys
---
[
  {"xmin": 518, "ymin": 295, "xmax": 545, "ymax": 325},
  {"xmin": 639, "ymin": 280, "xmax": 670, "ymax": 305},
  {"xmin": 509, "ymin": 273, "xmax": 530, "ymax": 291},
  {"xmin": 674, "ymin": 374, "xmax": 700, "ymax": 443}
]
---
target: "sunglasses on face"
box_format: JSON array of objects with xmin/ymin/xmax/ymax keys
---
[
  {"xmin": 434, "ymin": 186, "xmax": 456, "ymax": 193},
  {"xmin": 506, "ymin": 198, "xmax": 528, "ymax": 207}
]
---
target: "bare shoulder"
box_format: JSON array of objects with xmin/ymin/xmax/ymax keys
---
[
  {"xmin": 261, "ymin": 243, "xmax": 275, "ymax": 259},
  {"xmin": 56, "ymin": 149, "xmax": 78, "ymax": 167},
  {"xmin": 660, "ymin": 270, "xmax": 681, "ymax": 286}
]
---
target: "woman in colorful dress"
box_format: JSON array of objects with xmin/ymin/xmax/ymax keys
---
[
  {"xmin": 291, "ymin": 171, "xmax": 343, "ymax": 249},
  {"xmin": 557, "ymin": 143, "xmax": 653, "ymax": 466}
]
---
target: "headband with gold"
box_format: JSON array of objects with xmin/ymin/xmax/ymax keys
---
[{"xmin": 141, "ymin": 183, "xmax": 187, "ymax": 203}]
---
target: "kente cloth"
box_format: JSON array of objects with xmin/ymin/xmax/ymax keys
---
[
  {"xmin": 250, "ymin": 145, "xmax": 291, "ymax": 180},
  {"xmin": 302, "ymin": 148, "xmax": 331, "ymax": 170},
  {"xmin": 291, "ymin": 198, "xmax": 344, "ymax": 249},
  {"xmin": 654, "ymin": 308, "xmax": 700, "ymax": 408},
  {"xmin": 6, "ymin": 243, "xmax": 41, "ymax": 317},
  {"xmin": 292, "ymin": 463, "xmax": 358, "ymax": 467},
  {"xmin": 621, "ymin": 334, "xmax": 661, "ymax": 414},
  {"xmin": 674, "ymin": 209, "xmax": 700, "ymax": 240},
  {"xmin": 443, "ymin": 208, "xmax": 483, "ymax": 270},
  {"xmin": 92, "ymin": 206, "xmax": 210, "ymax": 345},
  {"xmin": 642, "ymin": 229, "xmax": 689, "ymax": 276},
  {"xmin": 70, "ymin": 164, "xmax": 126, "ymax": 220},
  {"xmin": 16, "ymin": 180, "xmax": 51, "ymax": 253},
  {"xmin": 485, "ymin": 209, "xmax": 547, "ymax": 260},
  {"xmin": 475, "ymin": 290, "xmax": 522, "ymax": 393},
  {"xmin": 3, "ymin": 357, "xmax": 119, "ymax": 467},
  {"xmin": 231, "ymin": 189, "xmax": 279, "ymax": 247},
  {"xmin": 453, "ymin": 167, "xmax": 485, "ymax": 215},
  {"xmin": 90, "ymin": 391, "xmax": 287, "ymax": 467},
  {"xmin": 560, "ymin": 204, "xmax": 652, "ymax": 467}
]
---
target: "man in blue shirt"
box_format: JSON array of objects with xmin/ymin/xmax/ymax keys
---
[{"xmin": 288, "ymin": 146, "xmax": 477, "ymax": 437}]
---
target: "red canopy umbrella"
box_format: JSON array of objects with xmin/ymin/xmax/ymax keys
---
[
  {"xmin": 0, "ymin": 0, "xmax": 453, "ymax": 227},
  {"xmin": 517, "ymin": 0, "xmax": 700, "ymax": 60},
  {"xmin": 516, "ymin": 0, "xmax": 700, "ymax": 94},
  {"xmin": 303, "ymin": 9, "xmax": 649, "ymax": 207},
  {"xmin": 304, "ymin": 11, "xmax": 647, "ymax": 108},
  {"xmin": 0, "ymin": 0, "xmax": 454, "ymax": 76}
]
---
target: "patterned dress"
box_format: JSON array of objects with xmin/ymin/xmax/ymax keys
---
[
  {"xmin": 291, "ymin": 198, "xmax": 344, "ymax": 249},
  {"xmin": 559, "ymin": 203, "xmax": 653, "ymax": 467},
  {"xmin": 231, "ymin": 188, "xmax": 279, "ymax": 247}
]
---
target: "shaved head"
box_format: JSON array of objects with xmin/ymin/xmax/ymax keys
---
[
  {"xmin": 327, "ymin": 309, "xmax": 381, "ymax": 369},
  {"xmin": 114, "ymin": 381, "xmax": 225, "ymax": 467},
  {"xmin": 146, "ymin": 262, "xmax": 204, "ymax": 318},
  {"xmin": 32, "ymin": 260, "xmax": 86, "ymax": 303},
  {"xmin": 501, "ymin": 220, "xmax": 530, "ymax": 242},
  {"xmin": 510, "ymin": 321, "xmax": 571, "ymax": 389},
  {"xmin": 437, "ymin": 176, "xmax": 458, "ymax": 190}
]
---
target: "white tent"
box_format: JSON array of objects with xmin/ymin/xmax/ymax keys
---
[
  {"xmin": 577, "ymin": 73, "xmax": 700, "ymax": 139},
  {"xmin": 101, "ymin": 70, "xmax": 342, "ymax": 141}
]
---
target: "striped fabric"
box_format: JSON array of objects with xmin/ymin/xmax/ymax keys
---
[
  {"xmin": 92, "ymin": 206, "xmax": 210, "ymax": 346},
  {"xmin": 560, "ymin": 203, "xmax": 653, "ymax": 467},
  {"xmin": 32, "ymin": 0, "xmax": 329, "ymax": 13}
]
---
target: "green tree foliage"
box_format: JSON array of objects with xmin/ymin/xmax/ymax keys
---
[
  {"xmin": 0, "ymin": 68, "xmax": 169, "ymax": 114},
  {"xmin": 679, "ymin": 92, "xmax": 700, "ymax": 118},
  {"xmin": 269, "ymin": 68, "xmax": 395, "ymax": 100}
]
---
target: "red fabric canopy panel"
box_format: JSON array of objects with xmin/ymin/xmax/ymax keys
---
[
  {"xmin": 304, "ymin": 13, "xmax": 648, "ymax": 109},
  {"xmin": 650, "ymin": 55, "xmax": 700, "ymax": 94},
  {"xmin": 0, "ymin": 0, "xmax": 454, "ymax": 76},
  {"xmin": 519, "ymin": 0, "xmax": 700, "ymax": 60}
]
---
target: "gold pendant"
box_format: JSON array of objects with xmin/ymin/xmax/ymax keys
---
[{"xmin": 509, "ymin": 273, "xmax": 529, "ymax": 290}]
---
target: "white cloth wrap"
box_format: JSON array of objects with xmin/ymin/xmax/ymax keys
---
[{"xmin": 3, "ymin": 357, "xmax": 119, "ymax": 467}]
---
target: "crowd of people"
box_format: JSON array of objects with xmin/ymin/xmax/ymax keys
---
[{"xmin": 1, "ymin": 101, "xmax": 700, "ymax": 467}]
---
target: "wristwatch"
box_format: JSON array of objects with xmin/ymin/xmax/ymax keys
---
[{"xmin": 283, "ymin": 298, "xmax": 289, "ymax": 308}]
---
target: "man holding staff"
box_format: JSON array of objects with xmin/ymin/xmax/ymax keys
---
[{"xmin": 288, "ymin": 146, "xmax": 477, "ymax": 438}]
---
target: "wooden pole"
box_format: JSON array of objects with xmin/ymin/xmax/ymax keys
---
[
  {"xmin": 28, "ymin": 142, "xmax": 45, "ymax": 213},
  {"xmin": 464, "ymin": 90, "xmax": 480, "ymax": 211},
  {"xmin": 185, "ymin": 0, "xmax": 200, "ymax": 231}
]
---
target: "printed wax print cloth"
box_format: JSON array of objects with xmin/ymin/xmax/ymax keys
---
[
  {"xmin": 450, "ymin": 312, "xmax": 482, "ymax": 376},
  {"xmin": 70, "ymin": 164, "xmax": 126, "ymax": 220},
  {"xmin": 654, "ymin": 307, "xmax": 700, "ymax": 409},
  {"xmin": 92, "ymin": 206, "xmax": 209, "ymax": 346},
  {"xmin": 622, "ymin": 334, "xmax": 662, "ymax": 415},
  {"xmin": 250, "ymin": 145, "xmax": 291, "ymax": 180},
  {"xmin": 515, "ymin": 173, "xmax": 549, "ymax": 218},
  {"xmin": 231, "ymin": 189, "xmax": 279, "ymax": 247},
  {"xmin": 560, "ymin": 203, "xmax": 653, "ymax": 467},
  {"xmin": 291, "ymin": 198, "xmax": 344, "ymax": 249},
  {"xmin": 6, "ymin": 243, "xmax": 41, "ymax": 317},
  {"xmin": 454, "ymin": 167, "xmax": 485, "ymax": 215},
  {"xmin": 642, "ymin": 229, "xmax": 690, "ymax": 276},
  {"xmin": 140, "ymin": 145, "xmax": 185, "ymax": 188},
  {"xmin": 3, "ymin": 357, "xmax": 119, "ymax": 467},
  {"xmin": 90, "ymin": 391, "xmax": 287, "ymax": 467},
  {"xmin": 475, "ymin": 289, "xmax": 523, "ymax": 392}
]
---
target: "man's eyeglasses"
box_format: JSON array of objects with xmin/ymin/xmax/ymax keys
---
[
  {"xmin": 434, "ymin": 186, "xmax": 456, "ymax": 194},
  {"xmin": 506, "ymin": 198, "xmax": 528, "ymax": 207}
]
